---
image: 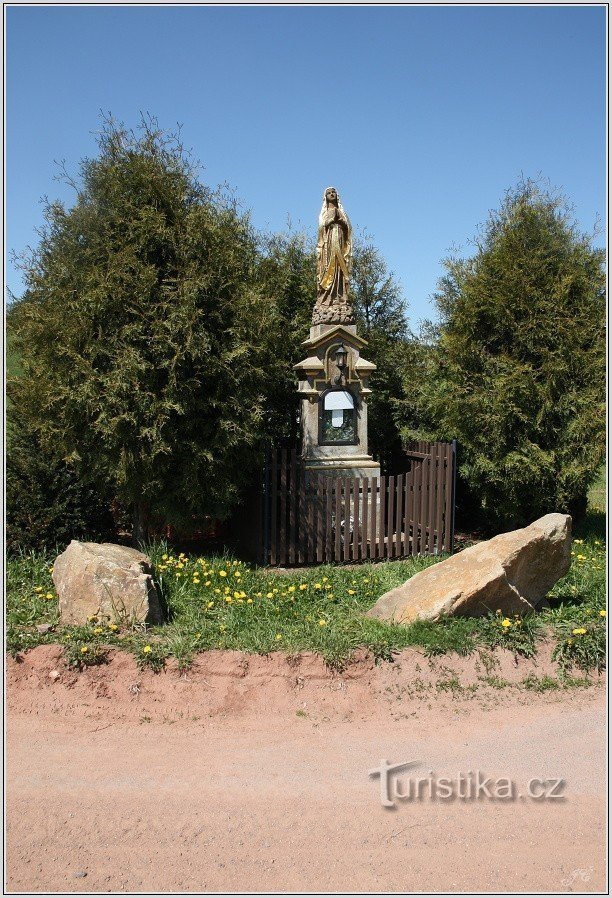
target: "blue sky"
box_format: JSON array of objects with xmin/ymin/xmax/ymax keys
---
[{"xmin": 6, "ymin": 5, "xmax": 606, "ymax": 329}]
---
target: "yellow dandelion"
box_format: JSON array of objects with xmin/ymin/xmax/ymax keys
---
[
  {"xmin": 162, "ymin": 553, "xmax": 168, "ymax": 560},
  {"xmin": 234, "ymin": 591, "xmax": 241, "ymax": 599},
  {"xmin": 234, "ymin": 571, "xmax": 241, "ymax": 578},
  {"xmin": 207, "ymin": 601, "xmax": 214, "ymax": 608},
  {"xmin": 318, "ymin": 619, "xmax": 327, "ymax": 627},
  {"xmin": 219, "ymin": 624, "xmax": 226, "ymax": 631},
  {"xmin": 143, "ymin": 645, "xmax": 152, "ymax": 653},
  {"xmin": 45, "ymin": 593, "xmax": 54, "ymax": 600},
  {"xmin": 205, "ymin": 581, "xmax": 211, "ymax": 587},
  {"xmin": 599, "ymin": 610, "xmax": 607, "ymax": 617},
  {"xmin": 109, "ymin": 624, "xmax": 118, "ymax": 632},
  {"xmin": 572, "ymin": 627, "xmax": 587, "ymax": 635},
  {"xmin": 275, "ymin": 633, "xmax": 282, "ymax": 641},
  {"xmin": 80, "ymin": 646, "xmax": 89, "ymax": 654},
  {"xmin": 93, "ymin": 627, "xmax": 103, "ymax": 634},
  {"xmin": 348, "ymin": 589, "xmax": 356, "ymax": 595},
  {"xmin": 266, "ymin": 592, "xmax": 274, "ymax": 599},
  {"xmin": 322, "ymin": 576, "xmax": 329, "ymax": 582},
  {"xmin": 219, "ymin": 570, "xmax": 227, "ymax": 578},
  {"xmin": 34, "ymin": 586, "xmax": 44, "ymax": 593},
  {"xmin": 288, "ymin": 585, "xmax": 296, "ymax": 593},
  {"xmin": 314, "ymin": 583, "xmax": 322, "ymax": 589},
  {"xmin": 299, "ymin": 584, "xmax": 307, "ymax": 591},
  {"xmin": 501, "ymin": 619, "xmax": 512, "ymax": 628},
  {"xmin": 247, "ymin": 598, "xmax": 253, "ymax": 604}
]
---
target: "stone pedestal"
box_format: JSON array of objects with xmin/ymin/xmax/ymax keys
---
[{"xmin": 294, "ymin": 324, "xmax": 380, "ymax": 480}]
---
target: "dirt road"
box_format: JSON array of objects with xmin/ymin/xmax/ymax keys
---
[{"xmin": 6, "ymin": 645, "xmax": 607, "ymax": 893}]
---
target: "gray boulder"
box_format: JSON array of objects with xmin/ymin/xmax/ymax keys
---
[
  {"xmin": 366, "ymin": 513, "xmax": 572, "ymax": 624},
  {"xmin": 53, "ymin": 540, "xmax": 163, "ymax": 626}
]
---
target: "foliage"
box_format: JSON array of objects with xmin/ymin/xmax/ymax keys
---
[
  {"xmin": 7, "ymin": 503, "xmax": 605, "ymax": 675},
  {"xmin": 477, "ymin": 611, "xmax": 540, "ymax": 659},
  {"xmin": 8, "ymin": 115, "xmax": 275, "ymax": 538},
  {"xmin": 6, "ymin": 404, "xmax": 116, "ymax": 553},
  {"xmin": 350, "ymin": 241, "xmax": 412, "ymax": 459},
  {"xmin": 398, "ymin": 180, "xmax": 606, "ymax": 531},
  {"xmin": 551, "ymin": 619, "xmax": 606, "ymax": 675}
]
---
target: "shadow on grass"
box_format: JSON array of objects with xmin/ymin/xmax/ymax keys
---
[{"xmin": 573, "ymin": 510, "xmax": 606, "ymax": 542}]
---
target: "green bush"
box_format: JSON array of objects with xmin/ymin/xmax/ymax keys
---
[
  {"xmin": 399, "ymin": 180, "xmax": 605, "ymax": 532},
  {"xmin": 6, "ymin": 408, "xmax": 116, "ymax": 553}
]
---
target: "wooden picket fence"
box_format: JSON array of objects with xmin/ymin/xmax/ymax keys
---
[{"xmin": 258, "ymin": 441, "xmax": 456, "ymax": 566}]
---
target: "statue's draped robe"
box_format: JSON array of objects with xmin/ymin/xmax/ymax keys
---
[{"xmin": 314, "ymin": 202, "xmax": 354, "ymax": 324}]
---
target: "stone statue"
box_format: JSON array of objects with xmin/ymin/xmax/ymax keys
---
[{"xmin": 313, "ymin": 186, "xmax": 355, "ymax": 325}]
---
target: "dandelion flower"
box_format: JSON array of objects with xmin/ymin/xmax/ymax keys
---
[
  {"xmin": 219, "ymin": 570, "xmax": 228, "ymax": 578},
  {"xmin": 234, "ymin": 591, "xmax": 241, "ymax": 599},
  {"xmin": 34, "ymin": 586, "xmax": 43, "ymax": 593},
  {"xmin": 501, "ymin": 619, "xmax": 512, "ymax": 628},
  {"xmin": 143, "ymin": 645, "xmax": 152, "ymax": 653},
  {"xmin": 288, "ymin": 585, "xmax": 296, "ymax": 593},
  {"xmin": 348, "ymin": 589, "xmax": 356, "ymax": 595},
  {"xmin": 45, "ymin": 593, "xmax": 54, "ymax": 600},
  {"xmin": 314, "ymin": 583, "xmax": 322, "ymax": 589},
  {"xmin": 93, "ymin": 627, "xmax": 103, "ymax": 634},
  {"xmin": 247, "ymin": 598, "xmax": 253, "ymax": 604},
  {"xmin": 266, "ymin": 592, "xmax": 274, "ymax": 599},
  {"xmin": 207, "ymin": 601, "xmax": 214, "ymax": 608},
  {"xmin": 80, "ymin": 646, "xmax": 89, "ymax": 654},
  {"xmin": 299, "ymin": 584, "xmax": 307, "ymax": 591},
  {"xmin": 318, "ymin": 619, "xmax": 327, "ymax": 627},
  {"xmin": 572, "ymin": 627, "xmax": 587, "ymax": 635},
  {"xmin": 275, "ymin": 633, "xmax": 282, "ymax": 641},
  {"xmin": 109, "ymin": 624, "xmax": 118, "ymax": 632},
  {"xmin": 162, "ymin": 554, "xmax": 168, "ymax": 561},
  {"xmin": 600, "ymin": 610, "xmax": 607, "ymax": 617},
  {"xmin": 322, "ymin": 576, "xmax": 329, "ymax": 582}
]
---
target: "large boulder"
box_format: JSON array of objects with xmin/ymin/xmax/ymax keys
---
[
  {"xmin": 53, "ymin": 541, "xmax": 163, "ymax": 626},
  {"xmin": 366, "ymin": 513, "xmax": 572, "ymax": 624}
]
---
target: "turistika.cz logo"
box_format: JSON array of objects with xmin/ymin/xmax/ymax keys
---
[{"xmin": 369, "ymin": 760, "xmax": 566, "ymax": 808}]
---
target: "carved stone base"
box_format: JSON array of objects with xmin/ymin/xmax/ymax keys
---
[{"xmin": 312, "ymin": 299, "xmax": 356, "ymax": 325}]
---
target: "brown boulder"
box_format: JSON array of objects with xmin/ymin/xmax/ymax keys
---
[
  {"xmin": 366, "ymin": 513, "xmax": 572, "ymax": 624},
  {"xmin": 53, "ymin": 541, "xmax": 163, "ymax": 626}
]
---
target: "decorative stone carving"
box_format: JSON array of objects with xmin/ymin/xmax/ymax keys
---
[{"xmin": 313, "ymin": 187, "xmax": 355, "ymax": 325}]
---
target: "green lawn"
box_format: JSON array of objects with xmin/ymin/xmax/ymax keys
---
[{"xmin": 6, "ymin": 503, "xmax": 606, "ymax": 676}]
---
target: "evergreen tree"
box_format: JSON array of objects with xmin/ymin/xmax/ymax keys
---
[
  {"xmin": 8, "ymin": 117, "xmax": 275, "ymax": 540},
  {"xmin": 398, "ymin": 180, "xmax": 605, "ymax": 531}
]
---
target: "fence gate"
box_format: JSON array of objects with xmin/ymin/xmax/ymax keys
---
[{"xmin": 259, "ymin": 441, "xmax": 456, "ymax": 566}]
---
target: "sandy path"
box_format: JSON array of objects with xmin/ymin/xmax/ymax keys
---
[{"xmin": 6, "ymin": 645, "xmax": 607, "ymax": 893}]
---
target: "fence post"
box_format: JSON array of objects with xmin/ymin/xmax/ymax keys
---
[
  {"xmin": 450, "ymin": 439, "xmax": 457, "ymax": 554},
  {"xmin": 262, "ymin": 446, "xmax": 270, "ymax": 566}
]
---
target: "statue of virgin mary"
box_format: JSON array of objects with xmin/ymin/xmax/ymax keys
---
[{"xmin": 313, "ymin": 186, "xmax": 355, "ymax": 325}]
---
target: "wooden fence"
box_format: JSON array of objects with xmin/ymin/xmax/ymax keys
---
[{"xmin": 258, "ymin": 441, "xmax": 456, "ymax": 566}]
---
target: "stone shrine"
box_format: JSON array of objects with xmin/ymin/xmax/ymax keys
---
[{"xmin": 294, "ymin": 187, "xmax": 381, "ymax": 478}]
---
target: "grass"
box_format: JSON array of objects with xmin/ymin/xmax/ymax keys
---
[{"xmin": 6, "ymin": 480, "xmax": 606, "ymax": 678}]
